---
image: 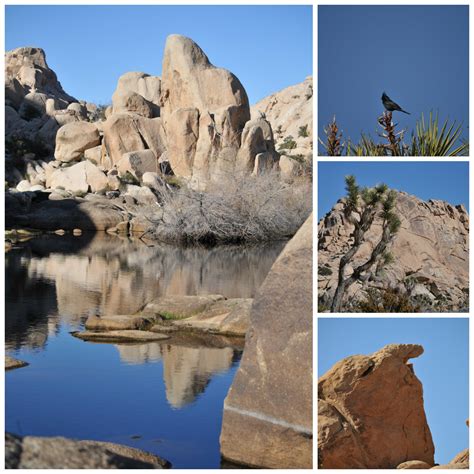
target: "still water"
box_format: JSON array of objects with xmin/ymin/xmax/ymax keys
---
[{"xmin": 5, "ymin": 233, "xmax": 284, "ymax": 468}]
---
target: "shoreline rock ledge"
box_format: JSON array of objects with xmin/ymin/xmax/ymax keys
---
[
  {"xmin": 318, "ymin": 343, "xmax": 435, "ymax": 469},
  {"xmin": 220, "ymin": 214, "xmax": 312, "ymax": 469}
]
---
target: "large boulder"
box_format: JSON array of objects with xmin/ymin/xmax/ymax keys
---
[
  {"xmin": 48, "ymin": 160, "xmax": 108, "ymax": 194},
  {"xmin": 5, "ymin": 433, "xmax": 170, "ymax": 469},
  {"xmin": 54, "ymin": 121, "xmax": 101, "ymax": 162},
  {"xmin": 112, "ymin": 71, "xmax": 161, "ymax": 117},
  {"xmin": 160, "ymin": 34, "xmax": 250, "ymax": 188},
  {"xmin": 18, "ymin": 91, "xmax": 49, "ymax": 118},
  {"xmin": 113, "ymin": 91, "xmax": 154, "ymax": 118},
  {"xmin": 102, "ymin": 113, "xmax": 166, "ymax": 167},
  {"xmin": 220, "ymin": 214, "xmax": 312, "ymax": 468},
  {"xmin": 318, "ymin": 344, "xmax": 435, "ymax": 469},
  {"xmin": 236, "ymin": 117, "xmax": 278, "ymax": 174},
  {"xmin": 116, "ymin": 150, "xmax": 159, "ymax": 180}
]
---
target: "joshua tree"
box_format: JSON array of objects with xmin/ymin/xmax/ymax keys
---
[{"xmin": 330, "ymin": 175, "xmax": 401, "ymax": 312}]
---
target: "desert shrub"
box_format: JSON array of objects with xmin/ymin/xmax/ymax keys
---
[
  {"xmin": 278, "ymin": 135, "xmax": 297, "ymax": 151},
  {"xmin": 298, "ymin": 124, "xmax": 309, "ymax": 138},
  {"xmin": 150, "ymin": 169, "xmax": 312, "ymax": 245},
  {"xmin": 355, "ymin": 287, "xmax": 421, "ymax": 313}
]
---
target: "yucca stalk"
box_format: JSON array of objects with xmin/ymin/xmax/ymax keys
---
[
  {"xmin": 377, "ymin": 111, "xmax": 404, "ymax": 156},
  {"xmin": 318, "ymin": 116, "xmax": 343, "ymax": 156}
]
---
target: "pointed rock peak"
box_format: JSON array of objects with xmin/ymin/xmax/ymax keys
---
[{"xmin": 164, "ymin": 34, "xmax": 211, "ymax": 68}]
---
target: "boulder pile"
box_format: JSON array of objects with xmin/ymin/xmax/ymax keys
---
[{"xmin": 6, "ymin": 35, "xmax": 310, "ymax": 233}]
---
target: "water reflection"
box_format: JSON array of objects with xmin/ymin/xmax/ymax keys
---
[
  {"xmin": 5, "ymin": 233, "xmax": 284, "ymax": 352},
  {"xmin": 114, "ymin": 342, "xmax": 239, "ymax": 408}
]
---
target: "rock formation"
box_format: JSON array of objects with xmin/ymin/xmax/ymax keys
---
[
  {"xmin": 111, "ymin": 71, "xmax": 161, "ymax": 117},
  {"xmin": 318, "ymin": 344, "xmax": 435, "ymax": 469},
  {"xmin": 5, "ymin": 47, "xmax": 96, "ymax": 158},
  {"xmin": 5, "ymin": 432, "xmax": 170, "ymax": 468},
  {"xmin": 5, "ymin": 36, "xmax": 310, "ymax": 234},
  {"xmin": 251, "ymin": 76, "xmax": 313, "ymax": 172},
  {"xmin": 318, "ymin": 192, "xmax": 469, "ymax": 312},
  {"xmin": 160, "ymin": 34, "xmax": 253, "ymax": 188},
  {"xmin": 220, "ymin": 214, "xmax": 312, "ymax": 469},
  {"xmin": 5, "ymin": 47, "xmax": 76, "ymax": 109}
]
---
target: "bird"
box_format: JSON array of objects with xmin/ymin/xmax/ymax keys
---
[{"xmin": 381, "ymin": 92, "xmax": 410, "ymax": 114}]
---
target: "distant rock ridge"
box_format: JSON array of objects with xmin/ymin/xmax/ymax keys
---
[
  {"xmin": 318, "ymin": 343, "xmax": 434, "ymax": 469},
  {"xmin": 318, "ymin": 191, "xmax": 469, "ymax": 312}
]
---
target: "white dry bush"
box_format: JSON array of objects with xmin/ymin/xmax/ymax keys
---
[{"xmin": 150, "ymin": 170, "xmax": 312, "ymax": 244}]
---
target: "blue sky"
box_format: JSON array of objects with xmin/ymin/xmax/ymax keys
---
[
  {"xmin": 318, "ymin": 318, "xmax": 469, "ymax": 466},
  {"xmin": 5, "ymin": 5, "xmax": 312, "ymax": 106},
  {"xmin": 318, "ymin": 5, "xmax": 469, "ymax": 153},
  {"xmin": 318, "ymin": 162, "xmax": 469, "ymax": 219}
]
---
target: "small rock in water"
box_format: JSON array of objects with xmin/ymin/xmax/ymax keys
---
[{"xmin": 5, "ymin": 356, "xmax": 29, "ymax": 371}]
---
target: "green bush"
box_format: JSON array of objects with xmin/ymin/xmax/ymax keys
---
[
  {"xmin": 298, "ymin": 124, "xmax": 309, "ymax": 138},
  {"xmin": 278, "ymin": 135, "xmax": 297, "ymax": 151}
]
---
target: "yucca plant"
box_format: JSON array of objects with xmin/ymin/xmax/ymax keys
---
[
  {"xmin": 346, "ymin": 135, "xmax": 388, "ymax": 156},
  {"xmin": 377, "ymin": 111, "xmax": 405, "ymax": 156},
  {"xmin": 410, "ymin": 112, "xmax": 468, "ymax": 156},
  {"xmin": 318, "ymin": 116, "xmax": 343, "ymax": 156},
  {"xmin": 319, "ymin": 111, "xmax": 468, "ymax": 156}
]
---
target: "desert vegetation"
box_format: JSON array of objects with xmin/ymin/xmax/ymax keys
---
[
  {"xmin": 319, "ymin": 112, "xmax": 469, "ymax": 156},
  {"xmin": 149, "ymin": 169, "xmax": 311, "ymax": 245}
]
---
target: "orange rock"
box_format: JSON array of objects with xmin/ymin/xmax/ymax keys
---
[{"xmin": 318, "ymin": 344, "xmax": 434, "ymax": 469}]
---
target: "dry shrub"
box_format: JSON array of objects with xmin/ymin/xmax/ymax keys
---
[{"xmin": 151, "ymin": 170, "xmax": 312, "ymax": 244}]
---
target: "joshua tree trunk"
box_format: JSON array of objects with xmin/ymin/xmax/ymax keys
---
[
  {"xmin": 328, "ymin": 175, "xmax": 400, "ymax": 313},
  {"xmin": 331, "ymin": 225, "xmax": 392, "ymax": 313}
]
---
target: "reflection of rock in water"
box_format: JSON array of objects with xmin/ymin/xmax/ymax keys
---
[
  {"xmin": 5, "ymin": 233, "xmax": 283, "ymax": 350},
  {"xmin": 5, "ymin": 248, "xmax": 58, "ymax": 351},
  {"xmin": 113, "ymin": 341, "xmax": 238, "ymax": 408},
  {"xmin": 115, "ymin": 343, "xmax": 163, "ymax": 365},
  {"xmin": 161, "ymin": 344, "xmax": 235, "ymax": 408}
]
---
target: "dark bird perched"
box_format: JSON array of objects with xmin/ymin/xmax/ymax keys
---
[{"xmin": 381, "ymin": 92, "xmax": 410, "ymax": 114}]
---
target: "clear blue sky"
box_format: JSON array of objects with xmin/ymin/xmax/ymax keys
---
[
  {"xmin": 6, "ymin": 5, "xmax": 312, "ymax": 106},
  {"xmin": 318, "ymin": 5, "xmax": 469, "ymax": 153},
  {"xmin": 318, "ymin": 162, "xmax": 469, "ymax": 219},
  {"xmin": 318, "ymin": 318, "xmax": 469, "ymax": 466}
]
